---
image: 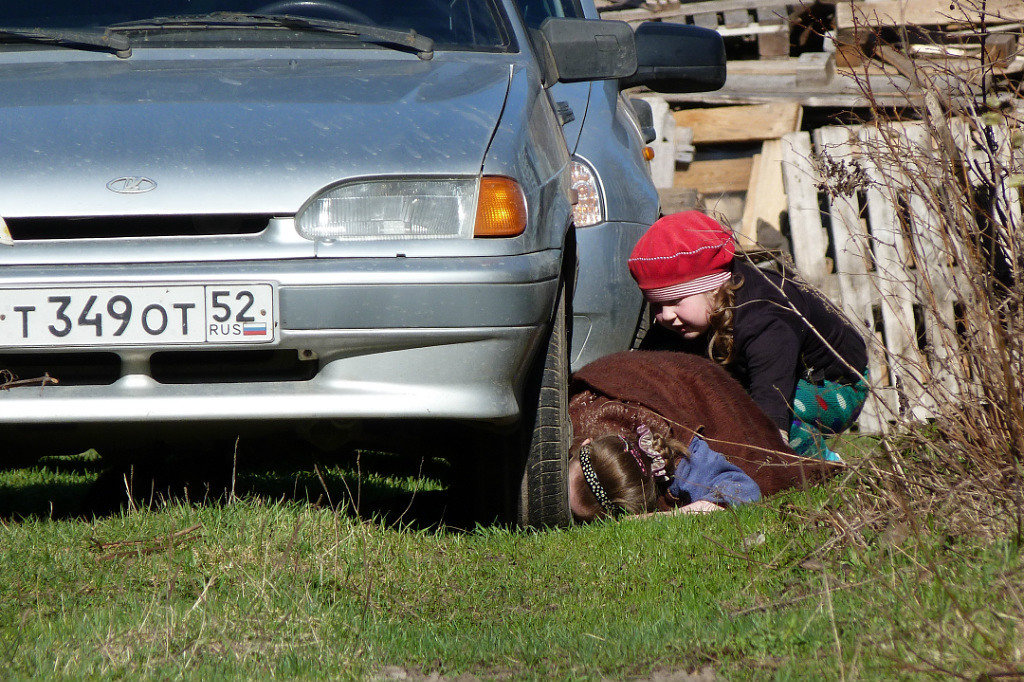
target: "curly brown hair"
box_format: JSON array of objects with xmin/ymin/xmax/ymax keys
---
[{"xmin": 706, "ymin": 273, "xmax": 744, "ymax": 365}]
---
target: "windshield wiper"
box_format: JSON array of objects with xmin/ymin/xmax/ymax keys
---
[
  {"xmin": 0, "ymin": 27, "xmax": 131, "ymax": 58},
  {"xmin": 110, "ymin": 12, "xmax": 434, "ymax": 60}
]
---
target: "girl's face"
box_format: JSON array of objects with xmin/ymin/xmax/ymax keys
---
[{"xmin": 652, "ymin": 292, "xmax": 713, "ymax": 339}]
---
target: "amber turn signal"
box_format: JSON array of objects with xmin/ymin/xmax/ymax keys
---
[
  {"xmin": 474, "ymin": 176, "xmax": 527, "ymax": 237},
  {"xmin": 642, "ymin": 146, "xmax": 655, "ymax": 161}
]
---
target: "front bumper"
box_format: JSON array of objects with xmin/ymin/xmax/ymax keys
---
[{"xmin": 0, "ymin": 251, "xmax": 560, "ymax": 424}]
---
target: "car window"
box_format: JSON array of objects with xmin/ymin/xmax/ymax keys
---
[
  {"xmin": 514, "ymin": 0, "xmax": 582, "ymax": 28},
  {"xmin": 3, "ymin": 0, "xmax": 513, "ymax": 51}
]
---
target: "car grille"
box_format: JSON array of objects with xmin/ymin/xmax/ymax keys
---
[
  {"xmin": 3, "ymin": 215, "xmax": 271, "ymax": 240},
  {"xmin": 150, "ymin": 350, "xmax": 318, "ymax": 384},
  {"xmin": 0, "ymin": 352, "xmax": 121, "ymax": 386},
  {"xmin": 0, "ymin": 350, "xmax": 317, "ymax": 386}
]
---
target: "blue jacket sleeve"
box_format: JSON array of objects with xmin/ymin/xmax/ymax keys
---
[{"xmin": 668, "ymin": 436, "xmax": 762, "ymax": 505}]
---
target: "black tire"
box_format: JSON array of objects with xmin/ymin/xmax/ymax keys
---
[{"xmin": 516, "ymin": 281, "xmax": 572, "ymax": 528}]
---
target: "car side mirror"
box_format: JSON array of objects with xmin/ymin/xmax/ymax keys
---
[
  {"xmin": 620, "ymin": 23, "xmax": 726, "ymax": 93},
  {"xmin": 531, "ymin": 17, "xmax": 638, "ymax": 86},
  {"xmin": 629, "ymin": 98, "xmax": 658, "ymax": 144}
]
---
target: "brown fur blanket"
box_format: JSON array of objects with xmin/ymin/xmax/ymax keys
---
[{"xmin": 569, "ymin": 351, "xmax": 842, "ymax": 496}]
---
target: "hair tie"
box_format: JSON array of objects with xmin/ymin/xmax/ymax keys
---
[
  {"xmin": 579, "ymin": 444, "xmax": 617, "ymax": 515},
  {"xmin": 636, "ymin": 424, "xmax": 669, "ymax": 481},
  {"xmin": 618, "ymin": 435, "xmax": 650, "ymax": 477}
]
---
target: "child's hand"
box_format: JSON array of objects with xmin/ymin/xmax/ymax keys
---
[
  {"xmin": 626, "ymin": 499, "xmax": 723, "ymax": 520},
  {"xmin": 677, "ymin": 500, "xmax": 723, "ymax": 514}
]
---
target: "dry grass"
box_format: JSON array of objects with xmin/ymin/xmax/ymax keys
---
[{"xmin": 802, "ymin": 3, "xmax": 1024, "ymax": 674}]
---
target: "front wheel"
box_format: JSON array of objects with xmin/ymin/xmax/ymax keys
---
[{"xmin": 515, "ymin": 281, "xmax": 572, "ymax": 528}]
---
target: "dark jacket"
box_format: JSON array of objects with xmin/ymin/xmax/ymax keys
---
[{"xmin": 640, "ymin": 261, "xmax": 868, "ymax": 431}]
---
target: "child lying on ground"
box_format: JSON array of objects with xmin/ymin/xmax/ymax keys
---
[
  {"xmin": 569, "ymin": 430, "xmax": 761, "ymax": 521},
  {"xmin": 568, "ymin": 350, "xmax": 843, "ymax": 522}
]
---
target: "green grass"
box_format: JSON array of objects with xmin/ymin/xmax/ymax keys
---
[{"xmin": 1, "ymin": 442, "xmax": 1021, "ymax": 680}]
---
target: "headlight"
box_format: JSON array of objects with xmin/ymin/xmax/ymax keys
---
[
  {"xmin": 295, "ymin": 178, "xmax": 478, "ymax": 241},
  {"xmin": 571, "ymin": 158, "xmax": 603, "ymax": 228}
]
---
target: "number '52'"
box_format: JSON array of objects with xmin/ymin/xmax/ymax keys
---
[{"xmin": 211, "ymin": 290, "xmax": 256, "ymax": 323}]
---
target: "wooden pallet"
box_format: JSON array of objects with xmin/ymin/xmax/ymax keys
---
[{"xmin": 780, "ymin": 118, "xmax": 1023, "ymax": 433}]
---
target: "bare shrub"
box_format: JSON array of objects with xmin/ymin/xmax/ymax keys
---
[
  {"xmin": 806, "ymin": 1, "xmax": 1024, "ymax": 673},
  {"xmin": 822, "ymin": 0, "xmax": 1023, "ymax": 535}
]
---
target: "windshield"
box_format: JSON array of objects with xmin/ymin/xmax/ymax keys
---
[{"xmin": 3, "ymin": 0, "xmax": 513, "ymax": 51}]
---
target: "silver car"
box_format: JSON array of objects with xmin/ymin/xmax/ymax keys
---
[{"xmin": 0, "ymin": 1, "xmax": 722, "ymax": 526}]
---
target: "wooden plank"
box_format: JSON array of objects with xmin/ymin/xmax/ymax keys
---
[
  {"xmin": 658, "ymin": 187, "xmax": 703, "ymax": 215},
  {"xmin": 795, "ymin": 52, "xmax": 835, "ymax": 86},
  {"xmin": 647, "ymin": 56, "xmax": 921, "ymax": 108},
  {"xmin": 757, "ymin": 6, "xmax": 790, "ymax": 57},
  {"xmin": 994, "ymin": 121, "xmax": 1023, "ymax": 380},
  {"xmin": 717, "ymin": 22, "xmax": 798, "ymax": 36},
  {"xmin": 738, "ymin": 152, "xmax": 763, "ymax": 247},
  {"xmin": 897, "ymin": 123, "xmax": 961, "ymax": 400},
  {"xmin": 723, "ymin": 8, "xmax": 752, "ymax": 27},
  {"xmin": 813, "ymin": 127, "xmax": 888, "ymax": 432},
  {"xmin": 858, "ymin": 126, "xmax": 933, "ymax": 418},
  {"xmin": 636, "ymin": 95, "xmax": 677, "ymax": 189},
  {"xmin": 991, "ymin": 124, "xmax": 1023, "ymax": 286},
  {"xmin": 673, "ymin": 103, "xmax": 802, "ymax": 144},
  {"xmin": 692, "ymin": 12, "xmax": 720, "ymax": 29},
  {"xmin": 740, "ymin": 139, "xmax": 788, "ymax": 247},
  {"xmin": 780, "ymin": 132, "xmax": 832, "ymax": 290},
  {"xmin": 756, "ymin": 4, "xmax": 787, "ymax": 25},
  {"xmin": 948, "ymin": 117, "xmax": 1019, "ymax": 289},
  {"xmin": 836, "ymin": 0, "xmax": 1024, "ymax": 33},
  {"xmin": 758, "ymin": 27, "xmax": 791, "ymax": 58},
  {"xmin": 812, "ymin": 127, "xmax": 876, "ymax": 327},
  {"xmin": 673, "ymin": 156, "xmax": 753, "ymax": 193},
  {"xmin": 602, "ymin": 0, "xmax": 814, "ymax": 23}
]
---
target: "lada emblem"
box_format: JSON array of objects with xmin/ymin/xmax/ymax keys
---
[{"xmin": 106, "ymin": 176, "xmax": 157, "ymax": 194}]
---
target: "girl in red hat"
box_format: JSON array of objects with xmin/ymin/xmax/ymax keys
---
[{"xmin": 627, "ymin": 211, "xmax": 869, "ymax": 461}]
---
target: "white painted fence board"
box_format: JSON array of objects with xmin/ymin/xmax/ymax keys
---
[
  {"xmin": 858, "ymin": 126, "xmax": 934, "ymax": 418},
  {"xmin": 636, "ymin": 95, "xmax": 676, "ymax": 190},
  {"xmin": 812, "ymin": 125, "xmax": 888, "ymax": 433},
  {"xmin": 780, "ymin": 132, "xmax": 833, "ymax": 292},
  {"xmin": 992, "ymin": 124, "xmax": 1023, "ymax": 286},
  {"xmin": 790, "ymin": 119, "xmax": 1021, "ymax": 431},
  {"xmin": 896, "ymin": 123, "xmax": 961, "ymax": 401}
]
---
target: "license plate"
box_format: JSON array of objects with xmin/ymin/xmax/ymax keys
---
[{"xmin": 0, "ymin": 284, "xmax": 276, "ymax": 347}]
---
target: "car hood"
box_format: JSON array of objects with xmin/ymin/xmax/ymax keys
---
[{"xmin": 0, "ymin": 53, "xmax": 511, "ymax": 218}]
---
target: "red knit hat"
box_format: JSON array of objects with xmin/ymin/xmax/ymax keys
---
[{"xmin": 628, "ymin": 211, "xmax": 736, "ymax": 303}]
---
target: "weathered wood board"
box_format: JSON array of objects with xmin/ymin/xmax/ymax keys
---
[
  {"xmin": 740, "ymin": 138, "xmax": 788, "ymax": 247},
  {"xmin": 780, "ymin": 132, "xmax": 833, "ymax": 291},
  {"xmin": 836, "ymin": 0, "xmax": 1024, "ymax": 35},
  {"xmin": 674, "ymin": 156, "xmax": 754, "ymax": 193},
  {"xmin": 812, "ymin": 126, "xmax": 889, "ymax": 433},
  {"xmin": 673, "ymin": 103, "xmax": 803, "ymax": 144},
  {"xmin": 600, "ymin": 0, "xmax": 815, "ymax": 24}
]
